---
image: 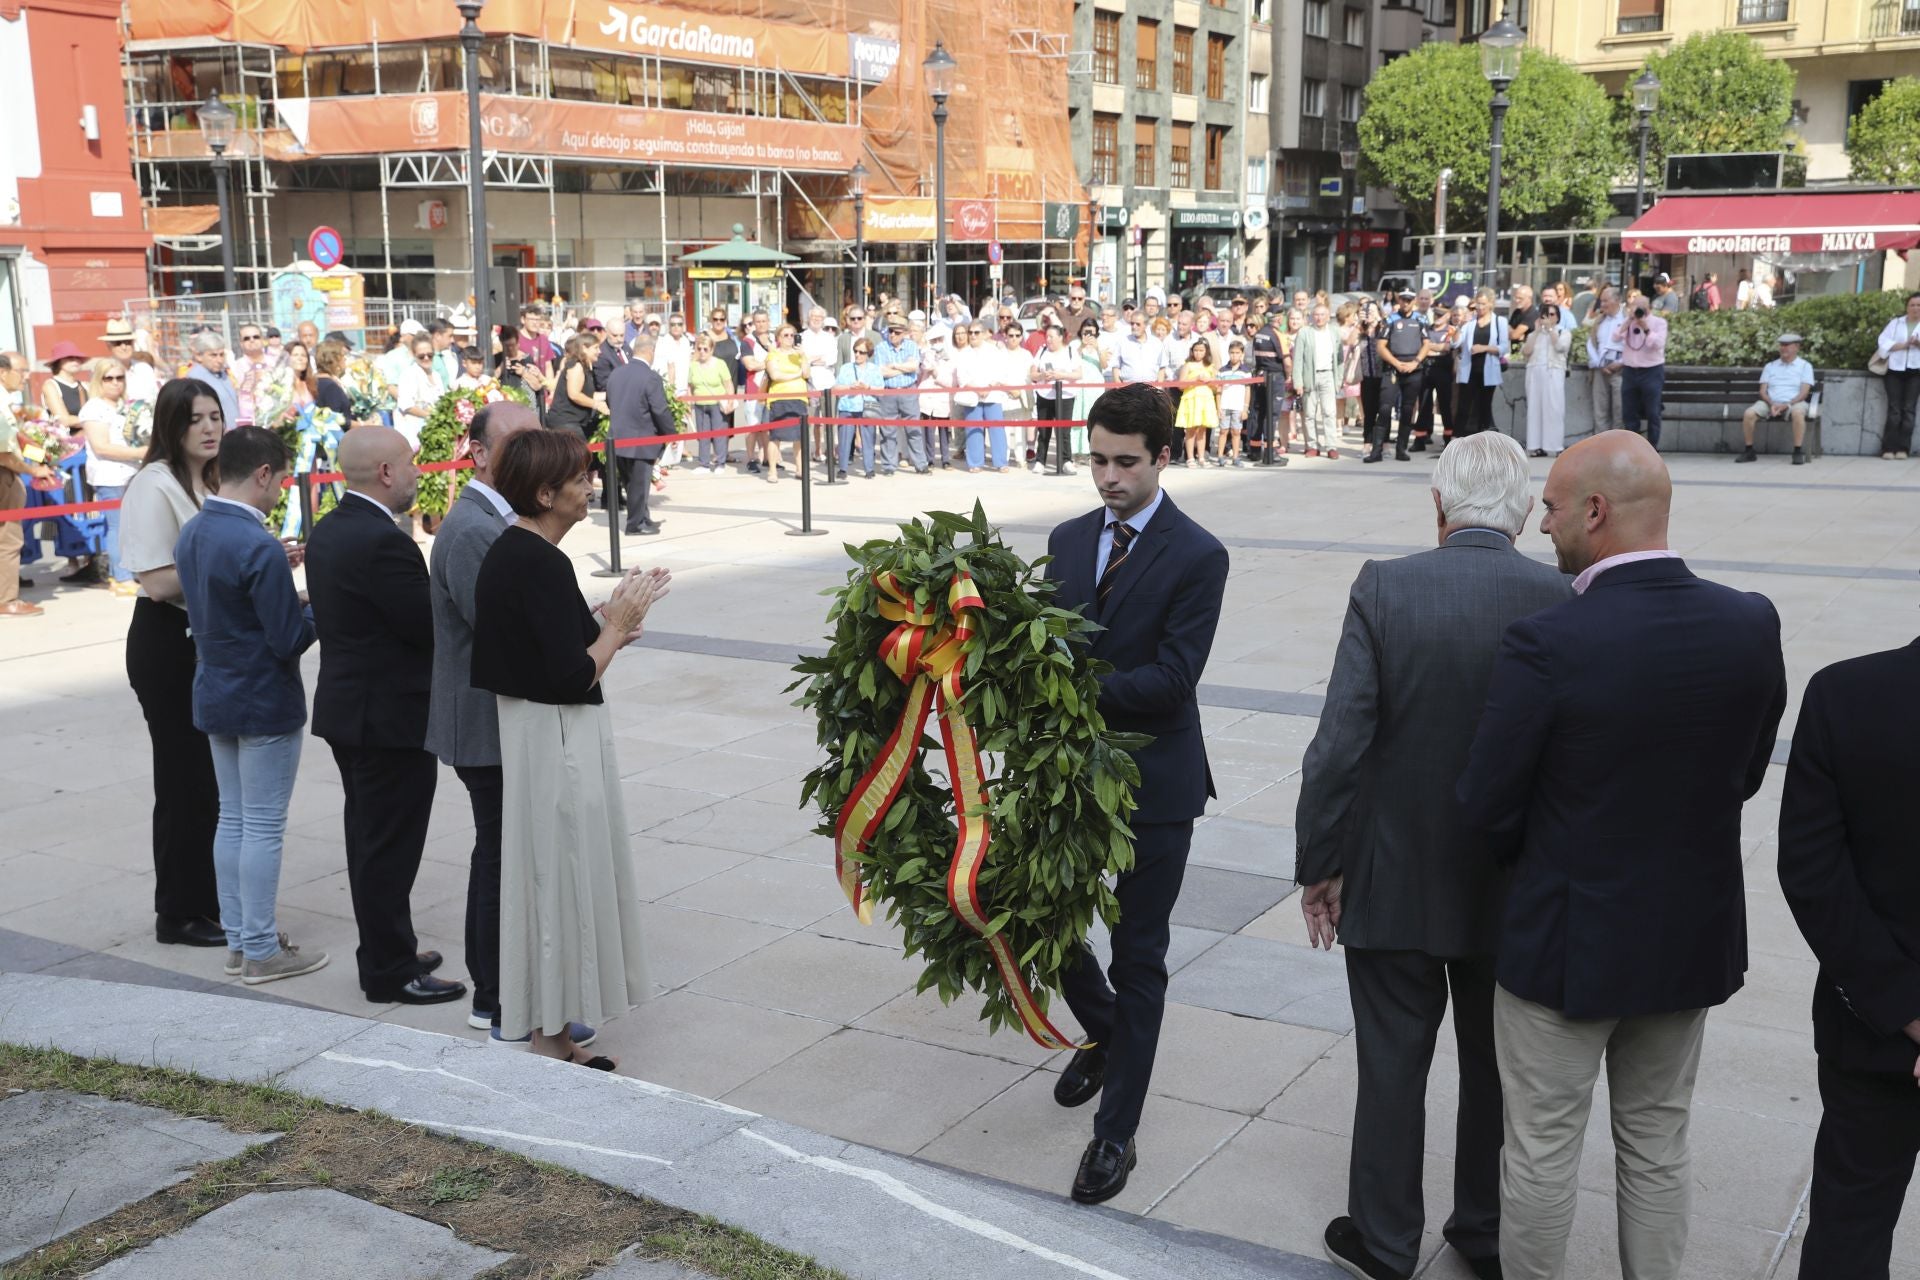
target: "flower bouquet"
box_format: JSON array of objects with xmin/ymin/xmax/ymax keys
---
[
  {"xmin": 251, "ymin": 366, "xmax": 300, "ymax": 432},
  {"xmin": 16, "ymin": 420, "xmax": 73, "ymax": 490},
  {"xmin": 270, "ymin": 405, "xmax": 347, "ymax": 538},
  {"xmin": 340, "ymin": 358, "xmax": 396, "ymax": 421},
  {"xmin": 121, "ymin": 399, "xmax": 155, "ymax": 450},
  {"xmin": 417, "ymin": 378, "xmax": 529, "ymax": 517}
]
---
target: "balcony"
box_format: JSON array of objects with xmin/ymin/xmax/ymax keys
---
[{"xmin": 1866, "ymin": 0, "xmax": 1920, "ymax": 36}]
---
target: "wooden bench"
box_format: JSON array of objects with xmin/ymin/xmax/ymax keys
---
[{"xmin": 1662, "ymin": 367, "xmax": 1824, "ymax": 458}]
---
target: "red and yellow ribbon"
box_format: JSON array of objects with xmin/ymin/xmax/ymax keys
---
[{"xmin": 833, "ymin": 570, "xmax": 1083, "ymax": 1051}]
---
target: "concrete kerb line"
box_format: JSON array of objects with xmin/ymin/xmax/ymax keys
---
[{"xmin": 0, "ymin": 972, "xmax": 1334, "ymax": 1280}]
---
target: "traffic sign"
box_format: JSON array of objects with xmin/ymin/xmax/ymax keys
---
[
  {"xmin": 307, "ymin": 226, "xmax": 344, "ymax": 270},
  {"xmin": 987, "ymin": 241, "xmax": 1003, "ymax": 266}
]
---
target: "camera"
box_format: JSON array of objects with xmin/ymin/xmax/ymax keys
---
[{"xmin": 1633, "ymin": 306, "xmax": 1649, "ymax": 319}]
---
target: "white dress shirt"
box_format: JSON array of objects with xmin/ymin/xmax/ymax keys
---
[
  {"xmin": 1095, "ymin": 487, "xmax": 1166, "ymax": 582},
  {"xmin": 462, "ymin": 477, "xmax": 514, "ymax": 519},
  {"xmin": 1571, "ymin": 549, "xmax": 1681, "ymax": 595}
]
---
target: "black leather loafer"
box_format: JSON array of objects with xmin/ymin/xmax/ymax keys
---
[
  {"xmin": 1053, "ymin": 1047, "xmax": 1107, "ymax": 1108},
  {"xmin": 1324, "ymin": 1216, "xmax": 1411, "ymax": 1280},
  {"xmin": 1070, "ymin": 1137, "xmax": 1136, "ymax": 1205},
  {"xmin": 367, "ymin": 975, "xmax": 468, "ymax": 1005},
  {"xmin": 155, "ymin": 914, "xmax": 226, "ymax": 947}
]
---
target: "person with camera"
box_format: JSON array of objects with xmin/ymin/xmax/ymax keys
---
[{"xmin": 1619, "ymin": 292, "xmax": 1669, "ymax": 449}]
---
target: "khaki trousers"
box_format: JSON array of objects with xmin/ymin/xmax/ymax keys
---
[
  {"xmin": 1493, "ymin": 985, "xmax": 1709, "ymax": 1280},
  {"xmin": 1591, "ymin": 367, "xmax": 1625, "ymax": 434},
  {"xmin": 0, "ymin": 471, "xmax": 22, "ymax": 607}
]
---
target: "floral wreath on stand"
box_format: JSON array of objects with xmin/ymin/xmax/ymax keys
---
[
  {"xmin": 791, "ymin": 504, "xmax": 1145, "ymax": 1048},
  {"xmin": 416, "ymin": 379, "xmax": 532, "ymax": 519}
]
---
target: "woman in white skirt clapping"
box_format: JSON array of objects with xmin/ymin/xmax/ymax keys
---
[{"xmin": 471, "ymin": 429, "xmax": 670, "ymax": 1070}]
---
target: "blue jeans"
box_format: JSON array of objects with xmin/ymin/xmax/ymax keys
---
[
  {"xmin": 836, "ymin": 412, "xmax": 875, "ymax": 476},
  {"xmin": 1621, "ymin": 364, "xmax": 1665, "ymax": 449},
  {"xmin": 208, "ymin": 731, "xmax": 303, "ymax": 960},
  {"xmin": 93, "ymin": 484, "xmax": 131, "ymax": 581},
  {"xmin": 963, "ymin": 404, "xmax": 1007, "ymax": 469}
]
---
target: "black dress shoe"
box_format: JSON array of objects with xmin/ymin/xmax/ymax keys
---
[
  {"xmin": 367, "ymin": 975, "xmax": 468, "ymax": 1005},
  {"xmin": 156, "ymin": 914, "xmax": 226, "ymax": 947},
  {"xmin": 1053, "ymin": 1047, "xmax": 1107, "ymax": 1108},
  {"xmin": 1323, "ymin": 1216, "xmax": 1410, "ymax": 1280},
  {"xmin": 1451, "ymin": 1243, "xmax": 1503, "ymax": 1280},
  {"xmin": 635, "ymin": 521, "xmax": 662, "ymax": 535},
  {"xmin": 1070, "ymin": 1137, "xmax": 1136, "ymax": 1205},
  {"xmin": 417, "ymin": 950, "xmax": 443, "ymax": 975}
]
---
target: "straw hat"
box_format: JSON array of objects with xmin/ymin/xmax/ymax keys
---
[{"xmin": 99, "ymin": 319, "xmax": 136, "ymax": 345}]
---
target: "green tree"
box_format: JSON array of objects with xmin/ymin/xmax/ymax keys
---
[
  {"xmin": 1634, "ymin": 31, "xmax": 1796, "ymax": 188},
  {"xmin": 1848, "ymin": 77, "xmax": 1920, "ymax": 185},
  {"xmin": 1357, "ymin": 43, "xmax": 1620, "ymax": 237}
]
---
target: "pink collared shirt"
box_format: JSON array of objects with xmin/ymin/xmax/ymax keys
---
[
  {"xmin": 1619, "ymin": 315, "xmax": 1667, "ymax": 369},
  {"xmin": 1571, "ymin": 549, "xmax": 1681, "ymax": 595}
]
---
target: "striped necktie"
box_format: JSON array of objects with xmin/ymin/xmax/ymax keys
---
[{"xmin": 1098, "ymin": 522, "xmax": 1136, "ymax": 605}]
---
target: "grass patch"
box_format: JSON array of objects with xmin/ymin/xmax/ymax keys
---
[{"xmin": 0, "ymin": 1045, "xmax": 847, "ymax": 1280}]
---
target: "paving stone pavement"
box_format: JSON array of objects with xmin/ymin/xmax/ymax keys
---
[
  {"xmin": 0, "ymin": 1090, "xmax": 272, "ymax": 1265},
  {"xmin": 87, "ymin": 1188, "xmax": 512, "ymax": 1279},
  {"xmin": 7, "ymin": 442, "xmax": 1920, "ymax": 1276}
]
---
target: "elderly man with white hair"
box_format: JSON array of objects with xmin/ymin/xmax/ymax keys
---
[
  {"xmin": 185, "ymin": 330, "xmax": 240, "ymax": 432},
  {"xmin": 1294, "ymin": 431, "xmax": 1570, "ymax": 1280}
]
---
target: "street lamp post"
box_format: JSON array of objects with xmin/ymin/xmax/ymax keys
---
[
  {"xmin": 199, "ymin": 96, "xmax": 238, "ymax": 298},
  {"xmin": 1478, "ymin": 13, "xmax": 1523, "ymax": 290},
  {"xmin": 1630, "ymin": 69, "xmax": 1661, "ymax": 294},
  {"xmin": 457, "ymin": 0, "xmax": 493, "ymax": 356},
  {"xmin": 850, "ymin": 160, "xmax": 868, "ymax": 309},
  {"xmin": 923, "ymin": 42, "xmax": 956, "ymax": 312}
]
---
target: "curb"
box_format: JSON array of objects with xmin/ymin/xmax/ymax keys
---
[{"xmin": 0, "ymin": 973, "xmax": 1340, "ymax": 1280}]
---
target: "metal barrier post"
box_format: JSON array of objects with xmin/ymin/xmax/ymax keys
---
[
  {"xmin": 296, "ymin": 469, "xmax": 315, "ymax": 541},
  {"xmin": 1050, "ymin": 379, "xmax": 1068, "ymax": 476},
  {"xmin": 788, "ymin": 409, "xmax": 827, "ymax": 538},
  {"xmin": 592, "ymin": 438, "xmax": 624, "ymax": 578},
  {"xmin": 1261, "ymin": 371, "xmax": 1281, "ymax": 466},
  {"xmin": 819, "ymin": 403, "xmax": 845, "ymax": 485}
]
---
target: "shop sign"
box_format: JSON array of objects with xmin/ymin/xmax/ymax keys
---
[
  {"xmin": 1337, "ymin": 230, "xmax": 1390, "ymax": 251},
  {"xmin": 951, "ymin": 199, "xmax": 995, "ymax": 241},
  {"xmin": 1099, "ymin": 205, "xmax": 1130, "ymax": 231},
  {"xmin": 1044, "ymin": 201, "xmax": 1081, "ymax": 240},
  {"xmin": 579, "ymin": 2, "xmax": 848, "ymax": 77},
  {"xmin": 1172, "ymin": 207, "xmax": 1240, "ymax": 230},
  {"xmin": 1318, "ymin": 177, "xmax": 1344, "ymax": 198},
  {"xmin": 849, "ymin": 33, "xmax": 900, "ymax": 83}
]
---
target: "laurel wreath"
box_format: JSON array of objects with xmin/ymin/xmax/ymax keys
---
[
  {"xmin": 416, "ymin": 380, "xmax": 532, "ymax": 517},
  {"xmin": 793, "ymin": 503, "xmax": 1145, "ymax": 1034}
]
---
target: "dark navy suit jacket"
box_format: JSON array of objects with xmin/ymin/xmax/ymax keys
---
[
  {"xmin": 1457, "ymin": 557, "xmax": 1786, "ymax": 1020},
  {"xmin": 606, "ymin": 358, "xmax": 672, "ymax": 462},
  {"xmin": 1045, "ymin": 492, "xmax": 1229, "ymax": 825}
]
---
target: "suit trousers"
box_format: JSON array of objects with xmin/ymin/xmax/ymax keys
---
[
  {"xmin": 1621, "ymin": 365, "xmax": 1665, "ymax": 448},
  {"xmin": 1591, "ymin": 367, "xmax": 1626, "ymax": 434},
  {"xmin": 1799, "ymin": 1056, "xmax": 1920, "ymax": 1279},
  {"xmin": 1494, "ymin": 986, "xmax": 1708, "ymax": 1280},
  {"xmin": 125, "ymin": 598, "xmax": 220, "ymax": 921},
  {"xmin": 329, "ymin": 742, "xmax": 436, "ymax": 992},
  {"xmin": 1346, "ymin": 949, "xmax": 1503, "ymax": 1275},
  {"xmin": 1372, "ymin": 369, "xmax": 1423, "ymax": 451},
  {"xmin": 1060, "ymin": 819, "xmax": 1193, "ymax": 1144},
  {"xmin": 617, "ymin": 457, "xmax": 653, "ymax": 528},
  {"xmin": 456, "ymin": 764, "xmax": 504, "ymax": 1022}
]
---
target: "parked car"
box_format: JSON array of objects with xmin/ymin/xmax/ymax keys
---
[{"xmin": 1015, "ymin": 297, "xmax": 1068, "ymax": 332}]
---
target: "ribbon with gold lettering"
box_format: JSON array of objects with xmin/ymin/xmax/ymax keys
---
[{"xmin": 833, "ymin": 570, "xmax": 1083, "ymax": 1051}]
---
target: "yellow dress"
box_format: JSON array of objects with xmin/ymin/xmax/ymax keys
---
[{"xmin": 1174, "ymin": 362, "xmax": 1218, "ymax": 430}]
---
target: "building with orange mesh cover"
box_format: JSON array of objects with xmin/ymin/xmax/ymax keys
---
[{"xmin": 124, "ymin": 0, "xmax": 1089, "ymax": 318}]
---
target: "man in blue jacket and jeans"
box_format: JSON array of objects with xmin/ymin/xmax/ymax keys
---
[{"xmin": 174, "ymin": 426, "xmax": 326, "ymax": 987}]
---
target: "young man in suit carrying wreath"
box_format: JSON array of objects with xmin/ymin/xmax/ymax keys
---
[{"xmin": 1044, "ymin": 380, "xmax": 1229, "ymax": 1205}]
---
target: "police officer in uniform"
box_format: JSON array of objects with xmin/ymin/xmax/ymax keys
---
[
  {"xmin": 1251, "ymin": 311, "xmax": 1289, "ymax": 467},
  {"xmin": 1369, "ymin": 291, "xmax": 1433, "ymax": 464}
]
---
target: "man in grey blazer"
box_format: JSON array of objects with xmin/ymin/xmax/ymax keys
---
[
  {"xmin": 1294, "ymin": 431, "xmax": 1570, "ymax": 1280},
  {"xmin": 425, "ymin": 401, "xmax": 539, "ymax": 1034}
]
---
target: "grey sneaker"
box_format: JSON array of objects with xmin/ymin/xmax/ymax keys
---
[
  {"xmin": 225, "ymin": 932, "xmax": 291, "ymax": 977},
  {"xmin": 242, "ymin": 943, "xmax": 329, "ymax": 986}
]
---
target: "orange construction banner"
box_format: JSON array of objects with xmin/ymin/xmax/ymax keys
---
[
  {"xmin": 574, "ymin": 2, "xmax": 849, "ymax": 77},
  {"xmin": 303, "ymin": 92, "xmax": 859, "ymax": 170}
]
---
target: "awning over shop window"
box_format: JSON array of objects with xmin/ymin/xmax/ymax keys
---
[{"xmin": 1623, "ymin": 191, "xmax": 1920, "ymax": 257}]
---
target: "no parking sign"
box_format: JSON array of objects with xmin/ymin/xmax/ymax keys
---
[{"xmin": 307, "ymin": 226, "xmax": 344, "ymax": 270}]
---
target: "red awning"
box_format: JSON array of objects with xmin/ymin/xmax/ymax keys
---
[{"xmin": 1623, "ymin": 191, "xmax": 1920, "ymax": 257}]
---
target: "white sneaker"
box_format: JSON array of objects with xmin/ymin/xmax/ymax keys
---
[
  {"xmin": 1062, "ymin": 461, "xmax": 1077, "ymax": 475},
  {"xmin": 1028, "ymin": 461, "xmax": 1042, "ymax": 473},
  {"xmin": 242, "ymin": 943, "xmax": 329, "ymax": 985}
]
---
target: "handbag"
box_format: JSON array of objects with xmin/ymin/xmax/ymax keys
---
[
  {"xmin": 1869, "ymin": 352, "xmax": 1890, "ymax": 376},
  {"xmin": 1340, "ymin": 381, "xmax": 1362, "ymax": 399}
]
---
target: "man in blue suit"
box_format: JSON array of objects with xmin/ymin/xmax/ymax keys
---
[
  {"xmin": 1458, "ymin": 432, "xmax": 1786, "ymax": 1279},
  {"xmin": 1044, "ymin": 380, "xmax": 1229, "ymax": 1205}
]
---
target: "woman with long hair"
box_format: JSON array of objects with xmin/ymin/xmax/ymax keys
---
[
  {"xmin": 76, "ymin": 358, "xmax": 146, "ymax": 595},
  {"xmin": 120, "ymin": 379, "xmax": 230, "ymax": 950},
  {"xmin": 546, "ymin": 332, "xmax": 605, "ymax": 444},
  {"xmin": 284, "ymin": 341, "xmax": 318, "ymax": 410}
]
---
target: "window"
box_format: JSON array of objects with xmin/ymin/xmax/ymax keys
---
[
  {"xmin": 1282, "ymin": 159, "xmax": 1314, "ymax": 200},
  {"xmin": 1205, "ymin": 124, "xmax": 1229, "ymax": 190},
  {"xmin": 1344, "ymin": 7, "xmax": 1367, "ymax": 44},
  {"xmin": 1206, "ymin": 34, "xmax": 1229, "ymax": 99},
  {"xmin": 1136, "ymin": 19, "xmax": 1159, "ymax": 91},
  {"xmin": 1252, "ymin": 0, "xmax": 1271, "ymax": 23},
  {"xmin": 1302, "ymin": 77, "xmax": 1325, "ymax": 116},
  {"xmin": 1341, "ymin": 85, "xmax": 1363, "ymax": 122},
  {"xmin": 1249, "ymin": 72, "xmax": 1270, "ymax": 114},
  {"xmin": 1092, "ymin": 113, "xmax": 1120, "ymax": 185},
  {"xmin": 1134, "ymin": 117, "xmax": 1158, "ymax": 186},
  {"xmin": 1247, "ymin": 155, "xmax": 1270, "ymax": 197},
  {"xmin": 1173, "ymin": 28, "xmax": 1195, "ymax": 94},
  {"xmin": 1093, "ymin": 13, "xmax": 1120, "ymax": 85},
  {"xmin": 1305, "ymin": 0, "xmax": 1329, "ymax": 36},
  {"xmin": 1866, "ymin": 0, "xmax": 1920, "ymax": 36},
  {"xmin": 1736, "ymin": 0, "xmax": 1788, "ymax": 19},
  {"xmin": 1616, "ymin": 0, "xmax": 1664, "ymax": 33},
  {"xmin": 1170, "ymin": 123, "xmax": 1193, "ymax": 187}
]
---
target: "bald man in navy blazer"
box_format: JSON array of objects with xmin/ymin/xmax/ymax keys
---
[{"xmin": 1043, "ymin": 381, "xmax": 1229, "ymax": 1206}]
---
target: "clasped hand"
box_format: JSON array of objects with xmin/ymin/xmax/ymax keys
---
[{"xmin": 599, "ymin": 566, "xmax": 672, "ymax": 647}]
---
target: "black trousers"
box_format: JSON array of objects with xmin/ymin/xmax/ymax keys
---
[
  {"xmin": 1344, "ymin": 948, "xmax": 1502, "ymax": 1275},
  {"xmin": 1035, "ymin": 396, "xmax": 1070, "ymax": 465},
  {"xmin": 1621, "ymin": 364, "xmax": 1666, "ymax": 448},
  {"xmin": 1884, "ymin": 368, "xmax": 1919, "ymax": 454},
  {"xmin": 1246, "ymin": 378, "xmax": 1269, "ymax": 446},
  {"xmin": 124, "ymin": 598, "xmax": 219, "ymax": 921},
  {"xmin": 1799, "ymin": 1056, "xmax": 1920, "ymax": 1279},
  {"xmin": 329, "ymin": 743, "xmax": 436, "ymax": 992},
  {"xmin": 1372, "ymin": 369, "xmax": 1423, "ymax": 452},
  {"xmin": 617, "ymin": 456, "xmax": 653, "ymax": 529},
  {"xmin": 1456, "ymin": 382, "xmax": 1496, "ymax": 437},
  {"xmin": 1060, "ymin": 819, "xmax": 1193, "ymax": 1144},
  {"xmin": 456, "ymin": 764, "xmax": 503, "ymax": 1021}
]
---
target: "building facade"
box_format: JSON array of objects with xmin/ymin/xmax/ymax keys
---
[
  {"xmin": 0, "ymin": 0, "xmax": 151, "ymax": 362},
  {"xmin": 1070, "ymin": 0, "xmax": 1249, "ymax": 303}
]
